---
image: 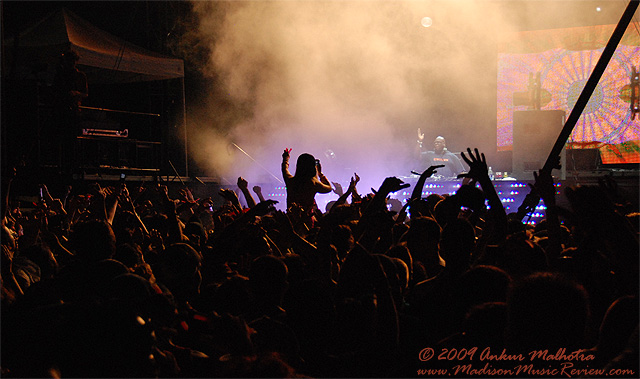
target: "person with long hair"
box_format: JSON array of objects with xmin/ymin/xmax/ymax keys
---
[{"xmin": 281, "ymin": 148, "xmax": 332, "ymax": 215}]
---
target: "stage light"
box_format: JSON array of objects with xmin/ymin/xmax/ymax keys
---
[
  {"xmin": 596, "ymin": 7, "xmax": 601, "ymax": 12},
  {"xmin": 421, "ymin": 17, "xmax": 433, "ymax": 27}
]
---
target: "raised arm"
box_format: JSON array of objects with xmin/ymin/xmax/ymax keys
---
[
  {"xmin": 315, "ymin": 160, "xmax": 332, "ymax": 194},
  {"xmin": 237, "ymin": 177, "xmax": 257, "ymax": 209},
  {"xmin": 1, "ymin": 167, "xmax": 16, "ymax": 225},
  {"xmin": 367, "ymin": 177, "xmax": 411, "ymax": 215},
  {"xmin": 415, "ymin": 127, "xmax": 425, "ymax": 158},
  {"xmin": 118, "ymin": 184, "xmax": 149, "ymax": 237},
  {"xmin": 218, "ymin": 188, "xmax": 243, "ymax": 215},
  {"xmin": 281, "ymin": 148, "xmax": 293, "ymax": 180},
  {"xmin": 531, "ymin": 167, "xmax": 562, "ymax": 257},
  {"xmin": 457, "ymin": 148, "xmax": 507, "ymax": 244},
  {"xmin": 41, "ymin": 184, "xmax": 67, "ymax": 217},
  {"xmin": 410, "ymin": 165, "xmax": 445, "ymax": 201},
  {"xmin": 332, "ymin": 173, "xmax": 360, "ymax": 209},
  {"xmin": 394, "ymin": 166, "xmax": 444, "ymax": 224},
  {"xmin": 355, "ymin": 177, "xmax": 410, "ymax": 243},
  {"xmin": 156, "ymin": 183, "xmax": 186, "ymax": 244},
  {"xmin": 252, "ymin": 185, "xmax": 266, "ymax": 202}
]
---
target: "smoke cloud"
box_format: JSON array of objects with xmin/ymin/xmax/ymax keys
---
[{"xmin": 178, "ymin": 0, "xmax": 624, "ymax": 191}]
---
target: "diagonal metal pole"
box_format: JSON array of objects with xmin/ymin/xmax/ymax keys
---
[
  {"xmin": 518, "ymin": 0, "xmax": 639, "ymax": 221},
  {"xmin": 231, "ymin": 143, "xmax": 283, "ymax": 184},
  {"xmin": 543, "ymin": 0, "xmax": 639, "ymax": 173}
]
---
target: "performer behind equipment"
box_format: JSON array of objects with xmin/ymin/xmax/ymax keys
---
[{"xmin": 416, "ymin": 128, "xmax": 465, "ymax": 178}]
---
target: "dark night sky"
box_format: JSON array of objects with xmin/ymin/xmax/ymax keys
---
[{"xmin": 2, "ymin": 1, "xmax": 629, "ymax": 52}]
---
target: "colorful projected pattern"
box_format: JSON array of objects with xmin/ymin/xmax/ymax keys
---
[{"xmin": 497, "ymin": 45, "xmax": 640, "ymax": 163}]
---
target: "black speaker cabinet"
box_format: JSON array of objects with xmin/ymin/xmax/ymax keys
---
[{"xmin": 512, "ymin": 110, "xmax": 566, "ymax": 180}]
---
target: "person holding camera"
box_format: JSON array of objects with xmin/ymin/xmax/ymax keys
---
[{"xmin": 281, "ymin": 148, "xmax": 332, "ymax": 215}]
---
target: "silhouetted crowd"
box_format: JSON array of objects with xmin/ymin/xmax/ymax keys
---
[{"xmin": 1, "ymin": 148, "xmax": 638, "ymax": 378}]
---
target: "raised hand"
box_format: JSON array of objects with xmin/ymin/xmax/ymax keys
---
[
  {"xmin": 410, "ymin": 165, "xmax": 445, "ymax": 202},
  {"xmin": 417, "ymin": 127, "xmax": 425, "ymax": 143},
  {"xmin": 156, "ymin": 184, "xmax": 170, "ymax": 201},
  {"xmin": 237, "ymin": 177, "xmax": 249, "ymax": 190},
  {"xmin": 148, "ymin": 229, "xmax": 165, "ymax": 252},
  {"xmin": 236, "ymin": 177, "xmax": 256, "ymax": 208},
  {"xmin": 351, "ymin": 173, "xmax": 360, "ymax": 187},
  {"xmin": 118, "ymin": 185, "xmax": 135, "ymax": 211},
  {"xmin": 332, "ymin": 182, "xmax": 344, "ymax": 196},
  {"xmin": 378, "ymin": 177, "xmax": 411, "ymax": 195},
  {"xmin": 218, "ymin": 188, "xmax": 240, "ymax": 205},
  {"xmin": 88, "ymin": 182, "xmax": 105, "ymax": 201},
  {"xmin": 316, "ymin": 159, "xmax": 324, "ymax": 176},
  {"xmin": 457, "ymin": 148, "xmax": 489, "ymax": 182},
  {"xmin": 412, "ymin": 164, "xmax": 445, "ymax": 178},
  {"xmin": 178, "ymin": 188, "xmax": 195, "ymax": 203},
  {"xmin": 252, "ymin": 185, "xmax": 266, "ymax": 201},
  {"xmin": 130, "ymin": 183, "xmax": 146, "ymax": 200},
  {"xmin": 282, "ymin": 148, "xmax": 292, "ymax": 160},
  {"xmin": 250, "ymin": 199, "xmax": 279, "ymax": 216},
  {"xmin": 252, "ymin": 185, "xmax": 266, "ymax": 202},
  {"xmin": 532, "ymin": 169, "xmax": 556, "ymax": 204}
]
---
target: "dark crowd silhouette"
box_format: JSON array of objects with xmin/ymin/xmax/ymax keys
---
[{"xmin": 1, "ymin": 147, "xmax": 638, "ymax": 378}]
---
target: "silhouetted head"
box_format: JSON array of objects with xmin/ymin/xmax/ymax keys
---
[
  {"xmin": 250, "ymin": 255, "xmax": 288, "ymax": 304},
  {"xmin": 385, "ymin": 244, "xmax": 413, "ymax": 282},
  {"xmin": 459, "ymin": 265, "xmax": 512, "ymax": 307},
  {"xmin": 496, "ymin": 233, "xmax": 548, "ymax": 280},
  {"xmin": 596, "ymin": 295, "xmax": 639, "ymax": 361},
  {"xmin": 71, "ymin": 220, "xmax": 117, "ymax": 262},
  {"xmin": 403, "ymin": 216, "xmax": 441, "ymax": 262},
  {"xmin": 23, "ymin": 244, "xmax": 59, "ymax": 279},
  {"xmin": 439, "ymin": 218, "xmax": 475, "ymax": 271},
  {"xmin": 463, "ymin": 302, "xmax": 508, "ymax": 349},
  {"xmin": 152, "ymin": 243, "xmax": 202, "ymax": 302},
  {"xmin": 506, "ymin": 272, "xmax": 589, "ymax": 352},
  {"xmin": 294, "ymin": 153, "xmax": 318, "ymax": 180}
]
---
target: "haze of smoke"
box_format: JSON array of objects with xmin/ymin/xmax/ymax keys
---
[{"xmin": 184, "ymin": 0, "xmax": 519, "ymax": 190}]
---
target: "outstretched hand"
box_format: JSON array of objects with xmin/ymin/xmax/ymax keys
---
[
  {"xmin": 282, "ymin": 148, "xmax": 292, "ymax": 159},
  {"xmin": 457, "ymin": 148, "xmax": 489, "ymax": 182},
  {"xmin": 250, "ymin": 199, "xmax": 279, "ymax": 216},
  {"xmin": 378, "ymin": 177, "xmax": 411, "ymax": 195},
  {"xmin": 412, "ymin": 165, "xmax": 445, "ymax": 178},
  {"xmin": 417, "ymin": 127, "xmax": 425, "ymax": 142},
  {"xmin": 348, "ymin": 173, "xmax": 360, "ymax": 191}
]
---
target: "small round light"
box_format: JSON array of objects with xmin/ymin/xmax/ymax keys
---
[
  {"xmin": 421, "ymin": 17, "xmax": 433, "ymax": 27},
  {"xmin": 596, "ymin": 7, "xmax": 601, "ymax": 12}
]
